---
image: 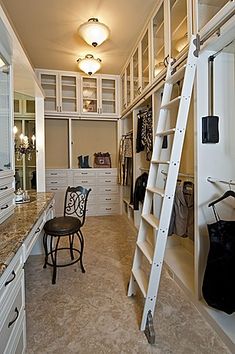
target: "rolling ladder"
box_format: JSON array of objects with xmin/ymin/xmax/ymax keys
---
[{"xmin": 127, "ymin": 35, "xmax": 200, "ymax": 344}]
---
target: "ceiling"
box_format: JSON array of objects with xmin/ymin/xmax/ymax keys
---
[{"xmin": 1, "ymin": 0, "xmax": 156, "ymax": 75}]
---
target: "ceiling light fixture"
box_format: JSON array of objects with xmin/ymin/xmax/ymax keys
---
[
  {"xmin": 77, "ymin": 54, "xmax": 102, "ymax": 75},
  {"xmin": 78, "ymin": 18, "xmax": 110, "ymax": 47}
]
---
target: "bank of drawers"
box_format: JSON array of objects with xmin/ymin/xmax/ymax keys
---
[
  {"xmin": 46, "ymin": 168, "xmax": 120, "ymax": 216},
  {"xmin": 0, "ymin": 171, "xmax": 15, "ymax": 225},
  {"xmin": 0, "ymin": 248, "xmax": 26, "ymax": 354}
]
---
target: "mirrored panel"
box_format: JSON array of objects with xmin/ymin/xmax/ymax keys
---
[{"xmin": 14, "ymin": 92, "xmax": 36, "ymax": 190}]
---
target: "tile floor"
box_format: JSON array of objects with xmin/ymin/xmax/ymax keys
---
[{"xmin": 25, "ymin": 215, "xmax": 230, "ymax": 353}]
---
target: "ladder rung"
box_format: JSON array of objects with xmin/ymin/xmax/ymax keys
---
[
  {"xmin": 156, "ymin": 128, "xmax": 175, "ymax": 136},
  {"xmin": 147, "ymin": 187, "xmax": 165, "ymax": 197},
  {"xmin": 161, "ymin": 96, "xmax": 181, "ymax": 110},
  {"xmin": 132, "ymin": 268, "xmax": 148, "ymax": 298},
  {"xmin": 137, "ymin": 240, "xmax": 154, "ymax": 264},
  {"xmin": 166, "ymin": 64, "xmax": 186, "ymax": 84},
  {"xmin": 142, "ymin": 213, "xmax": 160, "ymax": 229},
  {"xmin": 152, "ymin": 160, "xmax": 170, "ymax": 165}
]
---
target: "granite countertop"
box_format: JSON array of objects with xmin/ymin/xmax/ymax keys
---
[{"xmin": 0, "ymin": 192, "xmax": 54, "ymax": 277}]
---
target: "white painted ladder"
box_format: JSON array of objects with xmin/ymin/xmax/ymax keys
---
[{"xmin": 127, "ymin": 35, "xmax": 199, "ymax": 344}]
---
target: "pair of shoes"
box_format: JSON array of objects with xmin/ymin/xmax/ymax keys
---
[{"xmin": 78, "ymin": 155, "xmax": 90, "ymax": 168}]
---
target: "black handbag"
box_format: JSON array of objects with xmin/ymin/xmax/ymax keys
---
[{"xmin": 202, "ymin": 205, "xmax": 235, "ymax": 314}]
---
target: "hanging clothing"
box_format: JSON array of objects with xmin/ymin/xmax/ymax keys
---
[
  {"xmin": 168, "ymin": 181, "xmax": 194, "ymax": 239},
  {"xmin": 136, "ymin": 108, "xmax": 153, "ymax": 161},
  {"xmin": 118, "ymin": 134, "xmax": 133, "ymax": 188},
  {"xmin": 202, "ymin": 205, "xmax": 235, "ymax": 315},
  {"xmin": 133, "ymin": 172, "xmax": 148, "ymax": 210}
]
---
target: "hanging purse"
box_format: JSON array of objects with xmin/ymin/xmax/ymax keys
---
[{"xmin": 94, "ymin": 152, "xmax": 111, "ymax": 168}]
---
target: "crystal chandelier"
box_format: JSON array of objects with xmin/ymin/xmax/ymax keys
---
[{"xmin": 13, "ymin": 126, "xmax": 36, "ymax": 161}]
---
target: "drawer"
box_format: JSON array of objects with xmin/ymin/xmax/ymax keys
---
[
  {"xmin": 96, "ymin": 169, "xmax": 117, "ymax": 177},
  {"xmin": 97, "ymin": 203, "xmax": 120, "ymax": 215},
  {"xmin": 46, "ymin": 169, "xmax": 68, "ymax": 178},
  {"xmin": 97, "ymin": 185, "xmax": 119, "ymax": 195},
  {"xmin": 22, "ymin": 215, "xmax": 45, "ymax": 262},
  {"xmin": 98, "ymin": 195, "xmax": 119, "ymax": 204},
  {"xmin": 46, "ymin": 186, "xmax": 67, "ymax": 193},
  {"xmin": 85, "ymin": 204, "xmax": 97, "ymax": 216},
  {"xmin": 0, "ymin": 176, "xmax": 14, "ymax": 199},
  {"xmin": 0, "ymin": 194, "xmax": 14, "ymax": 219},
  {"xmin": 0, "ymin": 249, "xmax": 23, "ymax": 309},
  {"xmin": 46, "ymin": 177, "xmax": 68, "ymax": 187},
  {"xmin": 97, "ymin": 177, "xmax": 117, "ymax": 185},
  {"xmin": 73, "ymin": 176, "xmax": 96, "ymax": 187},
  {"xmin": 4, "ymin": 311, "xmax": 26, "ymax": 354},
  {"xmin": 73, "ymin": 170, "xmax": 96, "ymax": 177},
  {"xmin": 0, "ymin": 271, "xmax": 24, "ymax": 354}
]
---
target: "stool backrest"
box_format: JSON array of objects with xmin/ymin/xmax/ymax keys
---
[{"xmin": 64, "ymin": 186, "xmax": 91, "ymax": 226}]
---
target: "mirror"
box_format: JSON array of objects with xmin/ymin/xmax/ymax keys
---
[{"xmin": 14, "ymin": 92, "xmax": 36, "ymax": 191}]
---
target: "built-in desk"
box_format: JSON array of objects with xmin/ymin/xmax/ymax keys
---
[{"xmin": 0, "ymin": 192, "xmax": 54, "ymax": 354}]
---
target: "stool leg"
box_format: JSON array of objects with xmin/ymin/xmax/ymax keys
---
[
  {"xmin": 69, "ymin": 234, "xmax": 74, "ymax": 260},
  {"xmin": 43, "ymin": 233, "xmax": 48, "ymax": 268},
  {"xmin": 51, "ymin": 236, "xmax": 60, "ymax": 284},
  {"xmin": 77, "ymin": 230, "xmax": 85, "ymax": 273}
]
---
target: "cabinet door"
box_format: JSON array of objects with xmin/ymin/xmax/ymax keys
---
[
  {"xmin": 152, "ymin": 1, "xmax": 166, "ymax": 79},
  {"xmin": 39, "ymin": 72, "xmax": 59, "ymax": 113},
  {"xmin": 195, "ymin": 0, "xmax": 230, "ymax": 32},
  {"xmin": 132, "ymin": 47, "xmax": 141, "ymax": 100},
  {"xmin": 141, "ymin": 28, "xmax": 150, "ymax": 91},
  {"xmin": 126, "ymin": 63, "xmax": 131, "ymax": 107},
  {"xmin": 169, "ymin": 0, "xmax": 189, "ymax": 59},
  {"xmin": 0, "ymin": 59, "xmax": 12, "ymax": 172},
  {"xmin": 59, "ymin": 74, "xmax": 79, "ymax": 113},
  {"xmin": 100, "ymin": 77, "xmax": 118, "ymax": 116},
  {"xmin": 81, "ymin": 76, "xmax": 99, "ymax": 115},
  {"xmin": 121, "ymin": 72, "xmax": 126, "ymax": 112}
]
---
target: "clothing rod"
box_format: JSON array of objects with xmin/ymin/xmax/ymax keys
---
[
  {"xmin": 207, "ymin": 177, "xmax": 235, "ymax": 186},
  {"xmin": 161, "ymin": 170, "xmax": 194, "ymax": 179}
]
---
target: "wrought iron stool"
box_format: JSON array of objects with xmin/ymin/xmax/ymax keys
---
[{"xmin": 43, "ymin": 186, "xmax": 91, "ymax": 284}]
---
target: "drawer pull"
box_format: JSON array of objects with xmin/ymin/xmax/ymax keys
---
[
  {"xmin": 106, "ymin": 208, "xmax": 111, "ymax": 211},
  {"xmin": 1, "ymin": 204, "xmax": 8, "ymax": 210},
  {"xmin": 5, "ymin": 270, "xmax": 16, "ymax": 287},
  {"xmin": 8, "ymin": 307, "xmax": 19, "ymax": 328},
  {"xmin": 105, "ymin": 180, "xmax": 111, "ymax": 183},
  {"xmin": 104, "ymin": 172, "xmax": 111, "ymax": 175},
  {"xmin": 81, "ymin": 172, "xmax": 88, "ymax": 175},
  {"xmin": 51, "ymin": 173, "xmax": 58, "ymax": 176},
  {"xmin": 51, "ymin": 188, "xmax": 58, "ymax": 191},
  {"xmin": 81, "ymin": 181, "xmax": 88, "ymax": 183},
  {"xmin": 105, "ymin": 198, "xmax": 111, "ymax": 201},
  {"xmin": 35, "ymin": 227, "xmax": 41, "ymax": 234},
  {"xmin": 0, "ymin": 186, "xmax": 8, "ymax": 190},
  {"xmin": 51, "ymin": 182, "xmax": 58, "ymax": 184},
  {"xmin": 105, "ymin": 189, "xmax": 111, "ymax": 192}
]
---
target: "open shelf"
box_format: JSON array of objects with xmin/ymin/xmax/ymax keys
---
[{"xmin": 164, "ymin": 242, "xmax": 194, "ymax": 294}]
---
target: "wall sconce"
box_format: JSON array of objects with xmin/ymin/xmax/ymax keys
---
[
  {"xmin": 77, "ymin": 54, "xmax": 102, "ymax": 75},
  {"xmin": 78, "ymin": 18, "xmax": 110, "ymax": 47},
  {"xmin": 13, "ymin": 125, "xmax": 36, "ymax": 161}
]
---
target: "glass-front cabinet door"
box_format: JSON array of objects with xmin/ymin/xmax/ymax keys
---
[
  {"xmin": 152, "ymin": 1, "xmax": 165, "ymax": 79},
  {"xmin": 141, "ymin": 28, "xmax": 150, "ymax": 91},
  {"xmin": 100, "ymin": 78, "xmax": 117, "ymax": 115},
  {"xmin": 60, "ymin": 74, "xmax": 78, "ymax": 113},
  {"xmin": 0, "ymin": 59, "xmax": 12, "ymax": 172},
  {"xmin": 133, "ymin": 47, "xmax": 140, "ymax": 100},
  {"xmin": 170, "ymin": 0, "xmax": 189, "ymax": 59},
  {"xmin": 126, "ymin": 63, "xmax": 131, "ymax": 107},
  {"xmin": 121, "ymin": 72, "xmax": 126, "ymax": 112},
  {"xmin": 40, "ymin": 73, "xmax": 58, "ymax": 113},
  {"xmin": 195, "ymin": 0, "xmax": 230, "ymax": 31},
  {"xmin": 81, "ymin": 77, "xmax": 98, "ymax": 114}
]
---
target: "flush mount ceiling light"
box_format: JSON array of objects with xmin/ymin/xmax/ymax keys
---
[
  {"xmin": 78, "ymin": 18, "xmax": 110, "ymax": 47},
  {"xmin": 77, "ymin": 54, "xmax": 102, "ymax": 75}
]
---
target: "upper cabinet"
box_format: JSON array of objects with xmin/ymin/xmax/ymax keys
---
[
  {"xmin": 37, "ymin": 71, "xmax": 79, "ymax": 115},
  {"xmin": 152, "ymin": 1, "xmax": 166, "ymax": 80},
  {"xmin": 141, "ymin": 28, "xmax": 150, "ymax": 91},
  {"xmin": 81, "ymin": 74, "xmax": 119, "ymax": 117},
  {"xmin": 195, "ymin": 0, "xmax": 231, "ymax": 32},
  {"xmin": 14, "ymin": 96, "xmax": 35, "ymax": 117},
  {"xmin": 132, "ymin": 47, "xmax": 140, "ymax": 100}
]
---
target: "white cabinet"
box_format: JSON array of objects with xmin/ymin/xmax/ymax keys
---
[
  {"xmin": 81, "ymin": 75, "xmax": 119, "ymax": 117},
  {"xmin": 14, "ymin": 96, "xmax": 35, "ymax": 117},
  {"xmin": 46, "ymin": 168, "xmax": 120, "ymax": 216},
  {"xmin": 0, "ymin": 248, "xmax": 25, "ymax": 354},
  {"xmin": 37, "ymin": 70, "xmax": 79, "ymax": 115}
]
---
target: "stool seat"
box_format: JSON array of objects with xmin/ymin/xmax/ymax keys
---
[{"xmin": 44, "ymin": 216, "xmax": 81, "ymax": 236}]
